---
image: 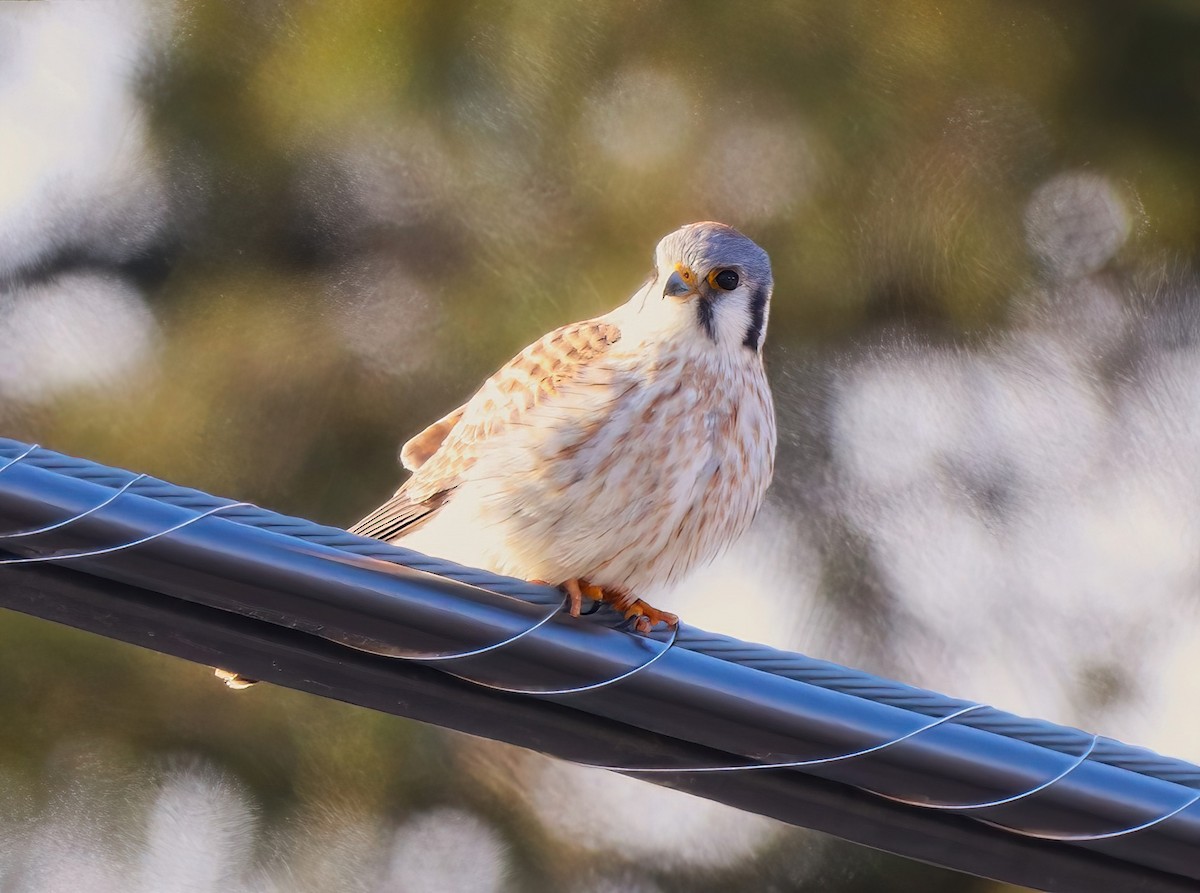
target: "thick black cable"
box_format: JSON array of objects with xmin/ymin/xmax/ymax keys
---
[
  {"xmin": 3, "ymin": 437, "xmax": 1195, "ymax": 790},
  {"xmin": 3, "ymin": 438, "xmax": 1200, "ymax": 885}
]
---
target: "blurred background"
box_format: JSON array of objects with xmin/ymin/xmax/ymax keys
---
[{"xmin": 2, "ymin": 0, "xmax": 1200, "ymax": 890}]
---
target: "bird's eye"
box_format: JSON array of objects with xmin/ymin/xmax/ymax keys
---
[{"xmin": 711, "ymin": 269, "xmax": 739, "ymax": 291}]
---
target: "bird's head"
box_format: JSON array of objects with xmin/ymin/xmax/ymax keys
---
[{"xmin": 622, "ymin": 222, "xmax": 773, "ymax": 357}]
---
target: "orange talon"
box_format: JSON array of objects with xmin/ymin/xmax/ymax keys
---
[
  {"xmin": 561, "ymin": 578, "xmax": 584, "ymax": 617},
  {"xmin": 622, "ymin": 599, "xmax": 679, "ymax": 633},
  {"xmin": 557, "ymin": 579, "xmax": 679, "ymax": 633}
]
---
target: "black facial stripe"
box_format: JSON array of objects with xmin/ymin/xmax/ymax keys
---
[
  {"xmin": 697, "ymin": 294, "xmax": 717, "ymax": 342},
  {"xmin": 743, "ymin": 285, "xmax": 768, "ymax": 350}
]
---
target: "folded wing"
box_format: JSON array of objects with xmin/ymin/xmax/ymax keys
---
[{"xmin": 349, "ymin": 319, "xmax": 621, "ymax": 542}]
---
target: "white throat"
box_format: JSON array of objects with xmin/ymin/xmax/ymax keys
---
[{"xmin": 605, "ymin": 278, "xmax": 766, "ymax": 362}]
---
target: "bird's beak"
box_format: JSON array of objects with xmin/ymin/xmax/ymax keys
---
[{"xmin": 663, "ymin": 265, "xmax": 699, "ymax": 299}]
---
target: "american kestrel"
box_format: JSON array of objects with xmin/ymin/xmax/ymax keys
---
[{"xmin": 351, "ymin": 221, "xmax": 776, "ymax": 632}]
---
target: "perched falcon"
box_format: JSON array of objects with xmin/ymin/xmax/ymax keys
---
[{"xmin": 352, "ymin": 221, "xmax": 776, "ymax": 632}]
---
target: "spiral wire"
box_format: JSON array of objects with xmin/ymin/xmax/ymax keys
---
[{"xmin": 2, "ymin": 438, "xmax": 1200, "ymax": 849}]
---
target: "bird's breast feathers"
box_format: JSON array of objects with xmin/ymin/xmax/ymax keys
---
[{"xmin": 397, "ymin": 326, "xmax": 776, "ymax": 593}]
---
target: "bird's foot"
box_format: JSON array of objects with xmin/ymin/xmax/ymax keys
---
[
  {"xmin": 620, "ymin": 599, "xmax": 679, "ymax": 634},
  {"xmin": 560, "ymin": 579, "xmax": 678, "ymax": 633},
  {"xmin": 559, "ymin": 578, "xmax": 584, "ymax": 616},
  {"xmin": 558, "ymin": 578, "xmax": 621, "ymax": 617}
]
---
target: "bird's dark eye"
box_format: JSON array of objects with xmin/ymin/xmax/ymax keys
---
[{"xmin": 713, "ymin": 269, "xmax": 739, "ymax": 291}]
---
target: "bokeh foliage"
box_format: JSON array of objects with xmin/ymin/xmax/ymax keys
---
[
  {"xmin": 3, "ymin": 0, "xmax": 1200, "ymax": 890},
  {"xmin": 32, "ymin": 0, "xmax": 1192, "ymax": 516}
]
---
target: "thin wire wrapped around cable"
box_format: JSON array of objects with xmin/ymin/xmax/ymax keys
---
[
  {"xmin": 594, "ymin": 702, "xmax": 988, "ymax": 773},
  {"xmin": 0, "ymin": 442, "xmax": 38, "ymax": 478},
  {"xmin": 607, "ymin": 724, "xmax": 1200, "ymax": 843},
  {"xmin": 979, "ymin": 789, "xmax": 1200, "ymax": 842},
  {"xmin": 0, "ymin": 447, "xmax": 678, "ymax": 695},
  {"xmin": 0, "ymin": 502, "xmax": 255, "ymax": 564},
  {"xmin": 442, "ymin": 621, "xmax": 678, "ymax": 696},
  {"xmin": 6, "ymin": 438, "xmax": 1200, "ymax": 860},
  {"xmin": 872, "ymin": 734, "xmax": 1101, "ymax": 811},
  {"xmin": 5, "ymin": 437, "xmax": 1199, "ymax": 792},
  {"xmin": 0, "ymin": 474, "xmax": 148, "ymax": 540}
]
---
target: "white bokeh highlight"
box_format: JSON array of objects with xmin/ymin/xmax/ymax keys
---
[
  {"xmin": 1024, "ymin": 171, "xmax": 1130, "ymax": 279},
  {"xmin": 0, "ymin": 274, "xmax": 158, "ymax": 405},
  {"xmin": 0, "ymin": 760, "xmax": 513, "ymax": 893},
  {"xmin": 133, "ymin": 767, "xmax": 258, "ymax": 893},
  {"xmin": 585, "ymin": 68, "xmax": 694, "ymax": 170},
  {"xmin": 697, "ymin": 116, "xmax": 821, "ymax": 223},
  {"xmin": 0, "ymin": 0, "xmax": 170, "ymax": 277},
  {"xmin": 378, "ymin": 808, "xmax": 508, "ymax": 893},
  {"xmin": 327, "ymin": 256, "xmax": 442, "ymax": 377},
  {"xmin": 526, "ymin": 755, "xmax": 782, "ymax": 870},
  {"xmin": 821, "ymin": 252, "xmax": 1200, "ymax": 752}
]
